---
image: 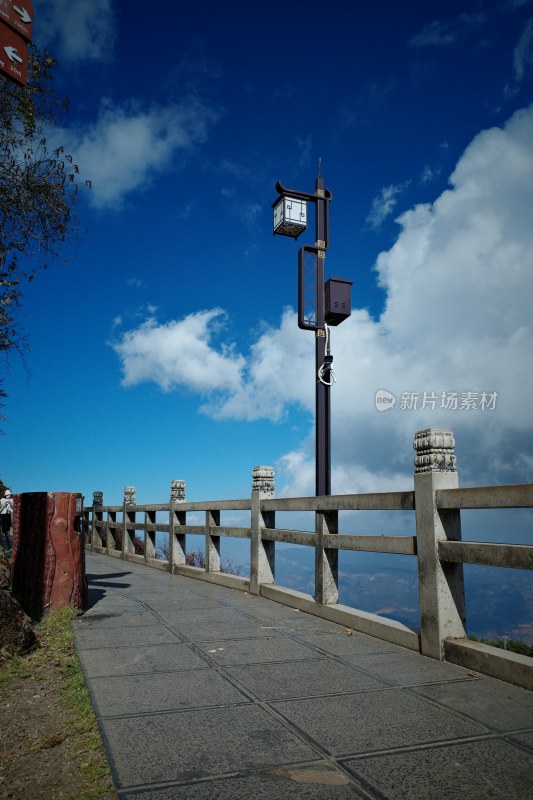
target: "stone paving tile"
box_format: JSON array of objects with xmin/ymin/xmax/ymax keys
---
[
  {"xmin": 194, "ymin": 636, "xmax": 324, "ymax": 666},
  {"xmin": 172, "ymin": 619, "xmax": 286, "ymax": 642},
  {"xmin": 144, "ymin": 599, "xmax": 230, "ymax": 613},
  {"xmin": 273, "ymin": 689, "xmax": 488, "ymax": 756},
  {"xmin": 90, "ymin": 668, "xmax": 250, "ymax": 717},
  {"xmin": 289, "ymin": 630, "xmax": 402, "ymax": 657},
  {"xmin": 411, "ymin": 676, "xmax": 533, "ymax": 731},
  {"xmin": 118, "ymin": 765, "xmax": 359, "ymax": 800},
  {"xmin": 86, "ymin": 569, "xmax": 135, "ymax": 581},
  {"xmin": 79, "ymin": 642, "xmax": 208, "ymax": 678},
  {"xmin": 80, "ymin": 554, "xmax": 533, "ymax": 799},
  {"xmin": 87, "ymin": 580, "xmax": 137, "ymax": 593},
  {"xmin": 86, "ymin": 591, "xmax": 138, "ymax": 608},
  {"xmin": 237, "ymin": 603, "xmax": 339, "ymax": 625},
  {"xmin": 343, "ymin": 738, "xmax": 533, "ymax": 800},
  {"xmin": 118, "ymin": 588, "xmax": 176, "ymax": 598},
  {"xmin": 155, "ymin": 606, "xmax": 252, "ymax": 626},
  {"xmin": 77, "ymin": 609, "xmax": 156, "ymax": 628},
  {"xmin": 101, "ymin": 705, "xmax": 323, "ymax": 788},
  {"xmin": 74, "ymin": 622, "xmax": 180, "ymax": 650},
  {"xmin": 341, "ymin": 649, "xmax": 476, "ymax": 686},
  {"xmin": 225, "ymin": 658, "xmax": 388, "ymax": 700},
  {"xmin": 246, "ymin": 615, "xmax": 344, "ymax": 635}
]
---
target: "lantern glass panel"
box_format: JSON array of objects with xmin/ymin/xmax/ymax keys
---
[{"xmin": 273, "ymin": 196, "xmax": 307, "ymax": 237}]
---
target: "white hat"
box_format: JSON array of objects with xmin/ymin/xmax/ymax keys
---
[{"xmin": 4, "ymin": 490, "xmax": 12, "ymax": 497}]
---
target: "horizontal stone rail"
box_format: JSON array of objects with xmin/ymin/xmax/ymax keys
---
[
  {"xmin": 259, "ymin": 527, "xmax": 417, "ymax": 555},
  {"xmin": 439, "ymin": 540, "xmax": 533, "ymax": 570},
  {"xmin": 436, "ymin": 483, "xmax": 533, "ymax": 509},
  {"xmin": 261, "ymin": 490, "xmax": 414, "ymax": 512},
  {"xmin": 85, "ymin": 430, "xmax": 533, "ymax": 690}
]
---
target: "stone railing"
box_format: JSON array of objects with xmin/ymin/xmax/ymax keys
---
[{"xmin": 83, "ymin": 428, "xmax": 533, "ymax": 690}]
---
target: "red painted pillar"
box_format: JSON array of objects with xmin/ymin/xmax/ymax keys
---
[{"xmin": 12, "ymin": 492, "xmax": 87, "ymax": 618}]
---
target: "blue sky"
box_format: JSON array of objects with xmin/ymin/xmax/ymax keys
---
[{"xmin": 2, "ymin": 0, "xmax": 533, "ymax": 527}]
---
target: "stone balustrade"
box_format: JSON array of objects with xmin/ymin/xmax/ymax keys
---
[{"xmin": 83, "ymin": 428, "xmax": 533, "ymax": 690}]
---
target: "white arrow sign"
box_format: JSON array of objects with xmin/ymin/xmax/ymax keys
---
[
  {"xmin": 12, "ymin": 5, "xmax": 32, "ymax": 24},
  {"xmin": 4, "ymin": 45, "xmax": 23, "ymax": 64}
]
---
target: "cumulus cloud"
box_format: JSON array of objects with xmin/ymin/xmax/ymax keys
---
[
  {"xmin": 201, "ymin": 309, "xmax": 313, "ymax": 421},
  {"xmin": 113, "ymin": 106, "xmax": 533, "ymax": 492},
  {"xmin": 366, "ymin": 183, "xmax": 409, "ymax": 229},
  {"xmin": 38, "ymin": 0, "xmax": 116, "ymax": 63},
  {"xmin": 56, "ymin": 99, "xmax": 218, "ymax": 209},
  {"xmin": 112, "ymin": 309, "xmax": 245, "ymax": 393}
]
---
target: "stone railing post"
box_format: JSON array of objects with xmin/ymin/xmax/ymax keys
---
[
  {"xmin": 205, "ymin": 507, "xmax": 221, "ymax": 574},
  {"xmin": 414, "ymin": 429, "xmax": 466, "ymax": 659},
  {"xmin": 169, "ymin": 480, "xmax": 186, "ymax": 572},
  {"xmin": 315, "ymin": 508, "xmax": 339, "ymax": 605},
  {"xmin": 250, "ymin": 466, "xmax": 275, "ymax": 595},
  {"xmin": 123, "ymin": 486, "xmax": 137, "ymax": 557},
  {"xmin": 91, "ymin": 491, "xmax": 103, "ymax": 550}
]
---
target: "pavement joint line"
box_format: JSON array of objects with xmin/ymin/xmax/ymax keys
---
[
  {"xmin": 278, "ymin": 641, "xmax": 501, "ymax": 696},
  {"xmin": 341, "ymin": 763, "xmax": 395, "ymax": 800},
  {"xmin": 400, "ymin": 683, "xmax": 516, "ymax": 733},
  {"xmin": 263, "ymin": 685, "xmax": 416, "ymax": 703},
  {"xmin": 281, "ymin": 628, "xmax": 400, "ymax": 658},
  {"xmin": 389, "ymin": 677, "xmax": 481, "ymax": 688},
  {"xmin": 96, "ymin": 699, "xmax": 254, "ymax": 722},
  {"xmin": 276, "ymin": 630, "xmax": 406, "ymax": 686},
  {"xmin": 504, "ymin": 727, "xmax": 533, "ymax": 738},
  {"xmin": 504, "ymin": 733, "xmax": 533, "ymax": 755},
  {"xmin": 86, "ymin": 665, "xmax": 212, "ymax": 679},
  {"xmin": 330, "ymin": 655, "xmax": 482, "ymax": 690},
  {"xmin": 114, "ymin": 758, "xmax": 371, "ymax": 799},
  {"xmin": 336, "ymin": 730, "xmax": 533, "ymax": 761}
]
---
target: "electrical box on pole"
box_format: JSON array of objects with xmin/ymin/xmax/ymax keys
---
[{"xmin": 324, "ymin": 276, "xmax": 353, "ymax": 326}]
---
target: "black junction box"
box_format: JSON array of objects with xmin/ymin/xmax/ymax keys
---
[{"xmin": 324, "ymin": 276, "xmax": 353, "ymax": 326}]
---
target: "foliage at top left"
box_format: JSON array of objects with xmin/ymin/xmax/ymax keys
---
[{"xmin": 0, "ymin": 44, "xmax": 90, "ymax": 358}]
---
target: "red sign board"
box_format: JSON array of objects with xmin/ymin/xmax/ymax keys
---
[
  {"xmin": 0, "ymin": 1, "xmax": 33, "ymax": 42},
  {"xmin": 0, "ymin": 23, "xmax": 28, "ymax": 86}
]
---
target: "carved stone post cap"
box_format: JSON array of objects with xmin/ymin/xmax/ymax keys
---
[
  {"xmin": 413, "ymin": 428, "xmax": 457, "ymax": 473},
  {"xmin": 252, "ymin": 466, "xmax": 275, "ymax": 496},
  {"xmin": 93, "ymin": 491, "xmax": 103, "ymax": 506},
  {"xmin": 170, "ymin": 480, "xmax": 186, "ymax": 503},
  {"xmin": 124, "ymin": 486, "xmax": 137, "ymax": 505}
]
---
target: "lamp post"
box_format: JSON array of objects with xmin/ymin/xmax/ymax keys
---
[{"xmin": 273, "ymin": 168, "xmax": 352, "ymax": 497}]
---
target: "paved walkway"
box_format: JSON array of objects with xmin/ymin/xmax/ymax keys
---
[{"xmin": 74, "ymin": 553, "xmax": 533, "ymax": 799}]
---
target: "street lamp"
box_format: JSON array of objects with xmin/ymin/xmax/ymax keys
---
[{"xmin": 272, "ymin": 168, "xmax": 352, "ymax": 497}]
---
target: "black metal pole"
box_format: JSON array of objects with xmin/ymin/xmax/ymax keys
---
[{"xmin": 315, "ymin": 173, "xmax": 331, "ymax": 497}]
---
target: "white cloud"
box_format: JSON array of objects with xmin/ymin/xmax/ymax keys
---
[
  {"xmin": 112, "ymin": 309, "xmax": 245, "ymax": 393},
  {"xmin": 220, "ymin": 186, "xmax": 262, "ymax": 225},
  {"xmin": 57, "ymin": 99, "xmax": 218, "ymax": 209},
  {"xmin": 113, "ymin": 106, "xmax": 533, "ymax": 492},
  {"xmin": 420, "ymin": 165, "xmax": 440, "ymax": 184},
  {"xmin": 366, "ymin": 183, "xmax": 408, "ymax": 229},
  {"xmin": 201, "ymin": 309, "xmax": 313, "ymax": 421},
  {"xmin": 295, "ymin": 134, "xmax": 312, "ymax": 170},
  {"xmin": 39, "ymin": 0, "xmax": 116, "ymax": 63},
  {"xmin": 409, "ymin": 14, "xmax": 485, "ymax": 49},
  {"xmin": 514, "ymin": 18, "xmax": 533, "ymax": 80}
]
